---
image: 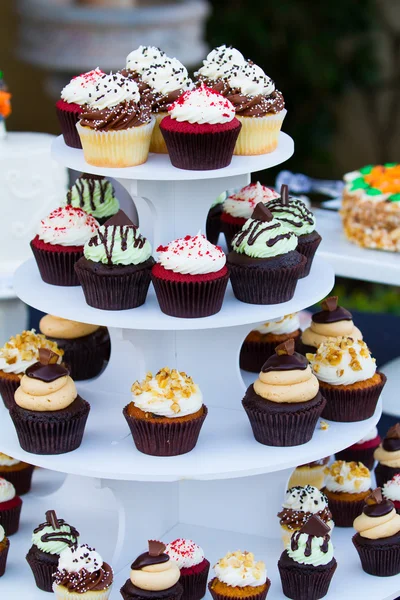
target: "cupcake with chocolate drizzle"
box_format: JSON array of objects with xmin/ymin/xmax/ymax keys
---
[
  {"xmin": 75, "ymin": 210, "xmax": 154, "ymax": 311},
  {"xmin": 120, "ymin": 540, "xmax": 183, "ymax": 600},
  {"xmin": 26, "ymin": 510, "xmax": 79, "ymax": 592},
  {"xmin": 242, "ymin": 339, "xmax": 326, "ymax": 446},
  {"xmin": 9, "ymin": 348, "xmax": 90, "ymax": 454},
  {"xmin": 278, "ymin": 515, "xmax": 337, "ymax": 600},
  {"xmin": 63, "ymin": 173, "xmax": 120, "ymax": 225},
  {"xmin": 375, "ymin": 424, "xmax": 400, "ymax": 488},
  {"xmin": 353, "ymin": 487, "xmax": 400, "ymax": 576},
  {"xmin": 227, "ymin": 202, "xmax": 305, "ymax": 305}
]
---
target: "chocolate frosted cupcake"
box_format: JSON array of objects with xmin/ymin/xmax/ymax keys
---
[
  {"xmin": 205, "ymin": 190, "xmax": 226, "ymax": 245},
  {"xmin": 0, "ymin": 453, "xmax": 34, "ymax": 495},
  {"xmin": 121, "ymin": 540, "xmax": 183, "ymax": 600},
  {"xmin": 75, "ymin": 210, "xmax": 154, "ymax": 311},
  {"xmin": 335, "ymin": 426, "xmax": 381, "ymax": 470},
  {"xmin": 240, "ymin": 313, "xmax": 301, "ymax": 373},
  {"xmin": 63, "ymin": 173, "xmax": 120, "ymax": 225},
  {"xmin": 124, "ymin": 367, "xmax": 207, "ymax": 456},
  {"xmin": 166, "ymin": 539, "xmax": 210, "ymax": 600},
  {"xmin": 242, "ymin": 339, "xmax": 326, "ymax": 447},
  {"xmin": 39, "ymin": 314, "xmax": 109, "ymax": 380},
  {"xmin": 322, "ymin": 460, "xmax": 372, "ymax": 527},
  {"xmin": 77, "ymin": 72, "xmax": 154, "ymax": 168},
  {"xmin": 288, "ymin": 457, "xmax": 330, "ymax": 490},
  {"xmin": 308, "ymin": 337, "xmax": 385, "ymax": 422},
  {"xmin": 300, "ymin": 296, "xmax": 362, "ymax": 355},
  {"xmin": 227, "ymin": 203, "xmax": 305, "ymax": 305},
  {"xmin": 353, "ymin": 488, "xmax": 400, "ymax": 576},
  {"xmin": 53, "ymin": 543, "xmax": 113, "ymax": 599},
  {"xmin": 209, "ymin": 550, "xmax": 270, "ymax": 600},
  {"xmin": 26, "ymin": 510, "xmax": 79, "ymax": 592},
  {"xmin": 0, "ymin": 524, "xmax": 9, "ymax": 577},
  {"xmin": 151, "ymin": 232, "xmax": 229, "ymax": 318},
  {"xmin": 278, "ymin": 485, "xmax": 334, "ymax": 548},
  {"xmin": 375, "ymin": 424, "xmax": 400, "ymax": 488},
  {"xmin": 382, "ymin": 475, "xmax": 400, "ymax": 514},
  {"xmin": 0, "ymin": 329, "xmax": 63, "ymax": 409},
  {"xmin": 10, "ymin": 348, "xmax": 90, "ymax": 455},
  {"xmin": 0, "ymin": 478, "xmax": 22, "ymax": 536},
  {"xmin": 278, "ymin": 515, "xmax": 337, "ymax": 600}
]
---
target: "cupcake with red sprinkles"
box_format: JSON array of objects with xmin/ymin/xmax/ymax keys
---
[
  {"xmin": 56, "ymin": 68, "xmax": 104, "ymax": 148},
  {"xmin": 166, "ymin": 539, "xmax": 210, "ymax": 600},
  {"xmin": 0, "ymin": 478, "xmax": 22, "ymax": 536},
  {"xmin": 151, "ymin": 232, "xmax": 229, "ymax": 318},
  {"xmin": 383, "ymin": 475, "xmax": 400, "ymax": 514},
  {"xmin": 31, "ymin": 206, "xmax": 99, "ymax": 286},
  {"xmin": 160, "ymin": 84, "xmax": 241, "ymax": 170}
]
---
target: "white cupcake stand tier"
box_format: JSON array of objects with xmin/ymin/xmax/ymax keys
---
[{"xmin": 1, "ymin": 134, "xmax": 397, "ymax": 599}]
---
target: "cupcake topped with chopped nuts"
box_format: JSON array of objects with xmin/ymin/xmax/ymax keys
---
[{"xmin": 209, "ymin": 550, "xmax": 270, "ymax": 600}]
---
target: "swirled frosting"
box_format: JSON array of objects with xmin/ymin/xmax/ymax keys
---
[
  {"xmin": 267, "ymin": 197, "xmax": 316, "ymax": 236},
  {"xmin": 383, "ymin": 475, "xmax": 400, "ymax": 503},
  {"xmin": 168, "ymin": 85, "xmax": 236, "ymax": 124},
  {"xmin": 223, "ymin": 183, "xmax": 279, "ymax": 219},
  {"xmin": 40, "ymin": 315, "xmax": 99, "ymax": 340},
  {"xmin": 195, "ymin": 45, "xmax": 246, "ymax": 80},
  {"xmin": 15, "ymin": 362, "xmax": 77, "ymax": 412},
  {"xmin": 232, "ymin": 213, "xmax": 297, "ymax": 258},
  {"xmin": 64, "ymin": 174, "xmax": 119, "ymax": 220},
  {"xmin": 126, "ymin": 46, "xmax": 167, "ymax": 74},
  {"xmin": 156, "ymin": 233, "xmax": 226, "ymax": 275},
  {"xmin": 131, "ymin": 367, "xmax": 202, "ymax": 418},
  {"xmin": 84, "ymin": 221, "xmax": 152, "ymax": 267},
  {"xmin": 54, "ymin": 544, "xmax": 113, "ymax": 593},
  {"xmin": 87, "ymin": 72, "xmax": 140, "ymax": 109},
  {"xmin": 354, "ymin": 489, "xmax": 400, "ymax": 539},
  {"xmin": 37, "ymin": 206, "xmax": 99, "ymax": 248},
  {"xmin": 278, "ymin": 486, "xmax": 333, "ymax": 532},
  {"xmin": 324, "ymin": 461, "xmax": 371, "ymax": 494},
  {"xmin": 141, "ymin": 57, "xmax": 192, "ymax": 97},
  {"xmin": 60, "ymin": 68, "xmax": 104, "ymax": 105},
  {"xmin": 356, "ymin": 427, "xmax": 379, "ymax": 445},
  {"xmin": 0, "ymin": 453, "xmax": 20, "ymax": 467},
  {"xmin": 165, "ymin": 539, "xmax": 205, "ymax": 569},
  {"xmin": 302, "ymin": 297, "xmax": 362, "ymax": 348},
  {"xmin": 253, "ymin": 313, "xmax": 300, "ymax": 335},
  {"xmin": 0, "ymin": 330, "xmax": 63, "ymax": 375},
  {"xmin": 288, "ymin": 531, "xmax": 334, "ymax": 566},
  {"xmin": 130, "ymin": 542, "xmax": 180, "ymax": 592},
  {"xmin": 0, "ymin": 478, "xmax": 16, "ymax": 503},
  {"xmin": 213, "ymin": 551, "xmax": 267, "ymax": 588},
  {"xmin": 228, "ymin": 62, "xmax": 275, "ymax": 96},
  {"xmin": 374, "ymin": 424, "xmax": 400, "ymax": 467},
  {"xmin": 0, "ymin": 525, "xmax": 5, "ymax": 542},
  {"xmin": 32, "ymin": 514, "xmax": 79, "ymax": 555}
]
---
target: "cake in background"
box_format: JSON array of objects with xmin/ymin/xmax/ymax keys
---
[
  {"xmin": 287, "ymin": 457, "xmax": 330, "ymax": 490},
  {"xmin": 0, "ymin": 453, "xmax": 34, "ymax": 495},
  {"xmin": 209, "ymin": 549, "xmax": 270, "ymax": 600},
  {"xmin": 335, "ymin": 426, "xmax": 381, "ymax": 470},
  {"xmin": 0, "ymin": 478, "xmax": 22, "ymax": 536},
  {"xmin": 375, "ymin": 424, "xmax": 400, "ymax": 488},
  {"xmin": 166, "ymin": 538, "xmax": 210, "ymax": 600},
  {"xmin": 63, "ymin": 173, "xmax": 120, "ymax": 225}
]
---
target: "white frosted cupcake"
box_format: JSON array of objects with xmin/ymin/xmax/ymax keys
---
[
  {"xmin": 209, "ymin": 550, "xmax": 270, "ymax": 600},
  {"xmin": 166, "ymin": 538, "xmax": 210, "ymax": 600}
]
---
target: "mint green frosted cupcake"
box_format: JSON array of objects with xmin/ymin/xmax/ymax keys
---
[{"xmin": 64, "ymin": 173, "xmax": 120, "ymax": 225}]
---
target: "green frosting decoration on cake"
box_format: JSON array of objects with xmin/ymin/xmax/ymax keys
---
[
  {"xmin": 359, "ymin": 165, "xmax": 373, "ymax": 175},
  {"xmin": 232, "ymin": 216, "xmax": 297, "ymax": 258},
  {"xmin": 84, "ymin": 224, "xmax": 152, "ymax": 266},
  {"xmin": 65, "ymin": 174, "xmax": 119, "ymax": 219},
  {"xmin": 389, "ymin": 194, "xmax": 400, "ymax": 203},
  {"xmin": 365, "ymin": 188, "xmax": 383, "ymax": 196},
  {"xmin": 349, "ymin": 177, "xmax": 369, "ymax": 191}
]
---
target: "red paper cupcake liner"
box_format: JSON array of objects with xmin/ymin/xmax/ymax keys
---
[
  {"xmin": 31, "ymin": 241, "xmax": 82, "ymax": 286},
  {"xmin": 123, "ymin": 405, "xmax": 207, "ymax": 457},
  {"xmin": 208, "ymin": 578, "xmax": 271, "ymax": 600},
  {"xmin": 0, "ymin": 375, "xmax": 20, "ymax": 409},
  {"xmin": 323, "ymin": 491, "xmax": 368, "ymax": 527},
  {"xmin": 220, "ymin": 219, "xmax": 244, "ymax": 252},
  {"xmin": 278, "ymin": 558, "xmax": 337, "ymax": 600},
  {"xmin": 320, "ymin": 373, "xmax": 386, "ymax": 422},
  {"xmin": 9, "ymin": 397, "xmax": 90, "ymax": 455},
  {"xmin": 0, "ymin": 497, "xmax": 22, "ymax": 536},
  {"xmin": 297, "ymin": 232, "xmax": 322, "ymax": 278},
  {"xmin": 335, "ymin": 446, "xmax": 379, "ymax": 470},
  {"xmin": 151, "ymin": 271, "xmax": 229, "ymax": 318},
  {"xmin": 179, "ymin": 559, "xmax": 210, "ymax": 600},
  {"xmin": 353, "ymin": 534, "xmax": 400, "ymax": 576},
  {"xmin": 0, "ymin": 538, "xmax": 10, "ymax": 577},
  {"xmin": 26, "ymin": 550, "xmax": 59, "ymax": 592},
  {"xmin": 240, "ymin": 335, "xmax": 302, "ymax": 373},
  {"xmin": 375, "ymin": 463, "xmax": 400, "ymax": 489},
  {"xmin": 0, "ymin": 465, "xmax": 35, "ymax": 495},
  {"xmin": 56, "ymin": 103, "xmax": 83, "ymax": 149}
]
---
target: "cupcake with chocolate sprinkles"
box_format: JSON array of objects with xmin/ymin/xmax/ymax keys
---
[
  {"xmin": 63, "ymin": 173, "xmax": 120, "ymax": 225},
  {"xmin": 375, "ymin": 424, "xmax": 400, "ymax": 488}
]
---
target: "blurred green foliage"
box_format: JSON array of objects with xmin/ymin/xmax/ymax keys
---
[{"xmin": 331, "ymin": 279, "xmax": 400, "ymax": 315}]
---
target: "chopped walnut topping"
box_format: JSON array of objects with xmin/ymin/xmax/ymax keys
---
[
  {"xmin": 309, "ymin": 336, "xmax": 375, "ymax": 373},
  {"xmin": 325, "ymin": 460, "xmax": 369, "ymax": 482},
  {"xmin": 130, "ymin": 367, "xmax": 197, "ymax": 413},
  {"xmin": 320, "ymin": 420, "xmax": 329, "ymax": 431},
  {"xmin": 0, "ymin": 330, "xmax": 63, "ymax": 364},
  {"xmin": 214, "ymin": 551, "xmax": 265, "ymax": 580}
]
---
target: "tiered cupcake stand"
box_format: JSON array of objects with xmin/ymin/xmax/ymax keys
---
[{"xmin": 0, "ymin": 133, "xmax": 397, "ymax": 599}]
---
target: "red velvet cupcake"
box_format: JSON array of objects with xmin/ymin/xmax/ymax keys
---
[
  {"xmin": 335, "ymin": 426, "xmax": 381, "ymax": 470},
  {"xmin": 166, "ymin": 539, "xmax": 210, "ymax": 600},
  {"xmin": 382, "ymin": 475, "xmax": 400, "ymax": 514},
  {"xmin": 152, "ymin": 233, "xmax": 229, "ymax": 318},
  {"xmin": 31, "ymin": 206, "xmax": 99, "ymax": 286},
  {"xmin": 160, "ymin": 84, "xmax": 241, "ymax": 170},
  {"xmin": 0, "ymin": 478, "xmax": 22, "ymax": 536}
]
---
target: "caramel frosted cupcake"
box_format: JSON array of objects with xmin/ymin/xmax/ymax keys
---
[
  {"xmin": 0, "ymin": 453, "xmax": 34, "ymax": 495},
  {"xmin": 124, "ymin": 367, "xmax": 207, "ymax": 456},
  {"xmin": 322, "ymin": 460, "xmax": 372, "ymax": 527},
  {"xmin": 209, "ymin": 550, "xmax": 270, "ymax": 600},
  {"xmin": 63, "ymin": 173, "xmax": 120, "ymax": 225},
  {"xmin": 308, "ymin": 336, "xmax": 385, "ymax": 422},
  {"xmin": 166, "ymin": 538, "xmax": 210, "ymax": 600},
  {"xmin": 0, "ymin": 478, "xmax": 22, "ymax": 536},
  {"xmin": 240, "ymin": 313, "xmax": 301, "ymax": 373},
  {"xmin": 353, "ymin": 487, "xmax": 400, "ymax": 576},
  {"xmin": 335, "ymin": 426, "xmax": 381, "ymax": 470},
  {"xmin": 375, "ymin": 424, "xmax": 400, "ymax": 488},
  {"xmin": 242, "ymin": 339, "xmax": 326, "ymax": 447},
  {"xmin": 0, "ymin": 329, "xmax": 63, "ymax": 409},
  {"xmin": 288, "ymin": 457, "xmax": 330, "ymax": 490},
  {"xmin": 0, "ymin": 524, "xmax": 9, "ymax": 577}
]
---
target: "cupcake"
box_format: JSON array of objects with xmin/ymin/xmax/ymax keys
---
[
  {"xmin": 242, "ymin": 339, "xmax": 326, "ymax": 447},
  {"xmin": 39, "ymin": 314, "xmax": 110, "ymax": 380},
  {"xmin": 278, "ymin": 515, "xmax": 337, "ymax": 600},
  {"xmin": 53, "ymin": 543, "xmax": 113, "ymax": 599},
  {"xmin": 10, "ymin": 348, "xmax": 90, "ymax": 455},
  {"xmin": 266, "ymin": 185, "xmax": 322, "ymax": 277},
  {"xmin": 151, "ymin": 232, "xmax": 229, "ymax": 318},
  {"xmin": 159, "ymin": 85, "xmax": 241, "ymax": 170},
  {"xmin": 240, "ymin": 313, "xmax": 301, "ymax": 373},
  {"xmin": 375, "ymin": 424, "xmax": 400, "ymax": 488},
  {"xmin": 26, "ymin": 510, "xmax": 80, "ymax": 592},
  {"xmin": 124, "ymin": 45, "xmax": 167, "ymax": 89},
  {"xmin": 120, "ymin": 540, "xmax": 183, "ymax": 600},
  {"xmin": 63, "ymin": 173, "xmax": 120, "ymax": 225},
  {"xmin": 124, "ymin": 367, "xmax": 207, "ymax": 457},
  {"xmin": 322, "ymin": 460, "xmax": 372, "ymax": 527},
  {"xmin": 77, "ymin": 72, "xmax": 154, "ymax": 168},
  {"xmin": 382, "ymin": 475, "xmax": 400, "ymax": 514},
  {"xmin": 75, "ymin": 210, "xmax": 154, "ymax": 311},
  {"xmin": 300, "ymin": 295, "xmax": 362, "ymax": 355},
  {"xmin": 205, "ymin": 190, "xmax": 226, "ymax": 245},
  {"xmin": 165, "ymin": 538, "xmax": 210, "ymax": 600},
  {"xmin": 195, "ymin": 45, "xmax": 246, "ymax": 91},
  {"xmin": 277, "ymin": 485, "xmax": 334, "ymax": 548},
  {"xmin": 227, "ymin": 203, "xmax": 305, "ymax": 305},
  {"xmin": 335, "ymin": 426, "xmax": 381, "ymax": 470},
  {"xmin": 208, "ymin": 550, "xmax": 270, "ymax": 600},
  {"xmin": 0, "ymin": 478, "xmax": 22, "ymax": 536},
  {"xmin": 31, "ymin": 206, "xmax": 99, "ymax": 286},
  {"xmin": 0, "ymin": 453, "xmax": 34, "ymax": 495},
  {"xmin": 287, "ymin": 457, "xmax": 330, "ymax": 490},
  {"xmin": 220, "ymin": 182, "xmax": 280, "ymax": 251},
  {"xmin": 0, "ymin": 329, "xmax": 63, "ymax": 409},
  {"xmin": 56, "ymin": 68, "xmax": 104, "ymax": 148},
  {"xmin": 308, "ymin": 337, "xmax": 386, "ymax": 422},
  {"xmin": 353, "ymin": 487, "xmax": 400, "ymax": 576},
  {"xmin": 0, "ymin": 524, "xmax": 9, "ymax": 577}
]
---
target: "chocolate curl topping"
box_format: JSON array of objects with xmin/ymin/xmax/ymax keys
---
[
  {"xmin": 46, "ymin": 510, "xmax": 59, "ymax": 530},
  {"xmin": 275, "ymin": 339, "xmax": 295, "ymax": 356},
  {"xmin": 38, "ymin": 348, "xmax": 59, "ymax": 365},
  {"xmin": 251, "ymin": 202, "xmax": 274, "ymax": 222},
  {"xmin": 387, "ymin": 424, "xmax": 400, "ymax": 440},
  {"xmin": 81, "ymin": 172, "xmax": 104, "ymax": 181},
  {"xmin": 280, "ymin": 184, "xmax": 289, "ymax": 205},
  {"xmin": 300, "ymin": 514, "xmax": 330, "ymax": 537},
  {"xmin": 365, "ymin": 488, "xmax": 383, "ymax": 506},
  {"xmin": 148, "ymin": 540, "xmax": 166, "ymax": 557},
  {"xmin": 321, "ymin": 296, "xmax": 338, "ymax": 312},
  {"xmin": 103, "ymin": 209, "xmax": 135, "ymax": 228}
]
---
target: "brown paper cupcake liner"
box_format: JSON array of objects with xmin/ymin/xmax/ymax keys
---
[
  {"xmin": 240, "ymin": 336, "xmax": 302, "ymax": 373},
  {"xmin": 375, "ymin": 463, "xmax": 400, "ymax": 488},
  {"xmin": 220, "ymin": 219, "xmax": 244, "ymax": 252},
  {"xmin": 0, "ymin": 465, "xmax": 35, "ymax": 495},
  {"xmin": 0, "ymin": 375, "xmax": 20, "ymax": 409},
  {"xmin": 179, "ymin": 560, "xmax": 210, "ymax": 600},
  {"xmin": 278, "ymin": 558, "xmax": 337, "ymax": 600},
  {"xmin": 9, "ymin": 397, "xmax": 90, "ymax": 455},
  {"xmin": 123, "ymin": 405, "xmax": 207, "ymax": 457},
  {"xmin": 48, "ymin": 330, "xmax": 108, "ymax": 381},
  {"xmin": 151, "ymin": 272, "xmax": 229, "ymax": 318},
  {"xmin": 335, "ymin": 446, "xmax": 378, "ymax": 471},
  {"xmin": 31, "ymin": 241, "xmax": 82, "ymax": 286},
  {"xmin": 323, "ymin": 492, "xmax": 368, "ymax": 527},
  {"xmin": 353, "ymin": 534, "xmax": 400, "ymax": 576},
  {"xmin": 206, "ymin": 207, "xmax": 223, "ymax": 246},
  {"xmin": 320, "ymin": 373, "xmax": 386, "ymax": 422},
  {"xmin": 26, "ymin": 550, "xmax": 58, "ymax": 592},
  {"xmin": 120, "ymin": 579, "xmax": 183, "ymax": 600},
  {"xmin": 297, "ymin": 232, "xmax": 322, "ymax": 278},
  {"xmin": 208, "ymin": 578, "xmax": 270, "ymax": 600},
  {"xmin": 0, "ymin": 500, "xmax": 22, "ymax": 536},
  {"xmin": 296, "ymin": 340, "xmax": 318, "ymax": 357},
  {"xmin": 56, "ymin": 105, "xmax": 82, "ymax": 149},
  {"xmin": 0, "ymin": 538, "xmax": 10, "ymax": 577}
]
